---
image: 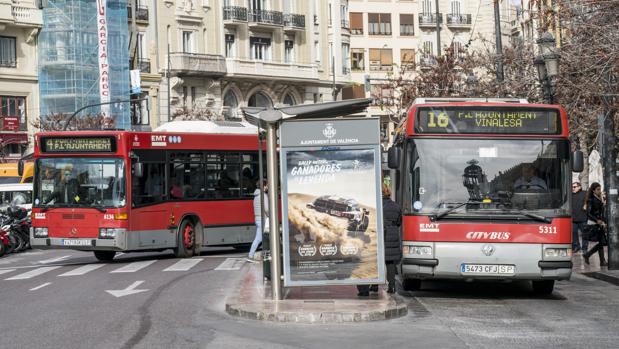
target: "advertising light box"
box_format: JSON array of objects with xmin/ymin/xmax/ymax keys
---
[{"xmin": 280, "ymin": 118, "xmax": 385, "ymax": 286}]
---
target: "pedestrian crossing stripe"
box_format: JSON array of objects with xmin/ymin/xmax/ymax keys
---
[
  {"xmin": 214, "ymin": 258, "xmax": 246, "ymax": 271},
  {"xmin": 58, "ymin": 264, "xmax": 105, "ymax": 276},
  {"xmin": 5, "ymin": 266, "xmax": 61, "ymax": 280}
]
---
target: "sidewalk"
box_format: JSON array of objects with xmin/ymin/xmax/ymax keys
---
[
  {"xmin": 225, "ymin": 261, "xmax": 407, "ymax": 323},
  {"xmin": 572, "ymin": 247, "xmax": 619, "ymax": 286}
]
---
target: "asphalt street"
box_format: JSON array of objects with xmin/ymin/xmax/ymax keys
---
[{"xmin": 1, "ymin": 248, "xmax": 618, "ymax": 349}]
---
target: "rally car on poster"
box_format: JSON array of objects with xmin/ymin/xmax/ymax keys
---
[{"xmin": 306, "ymin": 195, "xmax": 370, "ymax": 234}]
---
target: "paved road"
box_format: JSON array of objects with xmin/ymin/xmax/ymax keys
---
[{"xmin": 1, "ymin": 249, "xmax": 618, "ymax": 349}]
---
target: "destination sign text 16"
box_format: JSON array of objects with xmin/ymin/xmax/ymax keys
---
[{"xmin": 415, "ymin": 108, "xmax": 560, "ymax": 134}]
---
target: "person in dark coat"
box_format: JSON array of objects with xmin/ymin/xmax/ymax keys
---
[
  {"xmin": 571, "ymin": 181, "xmax": 588, "ymax": 253},
  {"xmin": 583, "ymin": 182, "xmax": 607, "ymax": 266},
  {"xmin": 381, "ymin": 183, "xmax": 402, "ymax": 293},
  {"xmin": 357, "ymin": 182, "xmax": 402, "ymax": 296}
]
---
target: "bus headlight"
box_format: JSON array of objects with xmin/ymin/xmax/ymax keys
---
[
  {"xmin": 99, "ymin": 228, "xmax": 126, "ymax": 239},
  {"xmin": 408, "ymin": 246, "xmax": 433, "ymax": 256},
  {"xmin": 33, "ymin": 227, "xmax": 48, "ymax": 238},
  {"xmin": 544, "ymin": 248, "xmax": 572, "ymax": 258}
]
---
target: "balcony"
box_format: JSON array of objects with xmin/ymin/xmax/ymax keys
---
[
  {"xmin": 0, "ymin": 1, "xmax": 42, "ymax": 28},
  {"xmin": 283, "ymin": 13, "xmax": 305, "ymax": 31},
  {"xmin": 420, "ymin": 55, "xmax": 437, "ymax": 69},
  {"xmin": 223, "ymin": 6, "xmax": 248, "ymax": 24},
  {"xmin": 136, "ymin": 6, "xmax": 149, "ymax": 22},
  {"xmin": 226, "ymin": 58, "xmax": 318, "ymax": 82},
  {"xmin": 342, "ymin": 67, "xmax": 351, "ymax": 75},
  {"xmin": 341, "ymin": 19, "xmax": 349, "ymax": 29},
  {"xmin": 418, "ymin": 13, "xmax": 442, "ymax": 28},
  {"xmin": 169, "ymin": 53, "xmax": 227, "ymax": 77},
  {"xmin": 446, "ymin": 13, "xmax": 471, "ymax": 28},
  {"xmin": 138, "ymin": 59, "xmax": 151, "ymax": 74},
  {"xmin": 249, "ymin": 9, "xmax": 283, "ymax": 28}
]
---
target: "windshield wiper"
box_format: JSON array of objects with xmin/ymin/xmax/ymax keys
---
[
  {"xmin": 430, "ymin": 201, "xmax": 482, "ymax": 221},
  {"xmin": 92, "ymin": 206, "xmax": 107, "ymax": 213},
  {"xmin": 507, "ymin": 210, "xmax": 552, "ymax": 223}
]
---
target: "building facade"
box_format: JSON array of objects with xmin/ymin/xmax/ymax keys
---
[
  {"xmin": 0, "ymin": 0, "xmax": 42, "ymax": 159},
  {"xmin": 345, "ymin": 0, "xmax": 496, "ymax": 148},
  {"xmin": 129, "ymin": 0, "xmax": 343, "ymax": 128}
]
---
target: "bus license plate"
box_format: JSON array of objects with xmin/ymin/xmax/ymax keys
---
[
  {"xmin": 62, "ymin": 239, "xmax": 92, "ymax": 246},
  {"xmin": 460, "ymin": 264, "xmax": 515, "ymax": 275}
]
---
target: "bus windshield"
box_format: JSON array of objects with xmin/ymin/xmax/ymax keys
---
[
  {"xmin": 409, "ymin": 139, "xmax": 570, "ymax": 217},
  {"xmin": 34, "ymin": 158, "xmax": 126, "ymax": 208}
]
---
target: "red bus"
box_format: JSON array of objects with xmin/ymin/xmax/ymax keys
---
[
  {"xmin": 388, "ymin": 98, "xmax": 583, "ymax": 294},
  {"xmin": 29, "ymin": 121, "xmax": 263, "ymax": 261}
]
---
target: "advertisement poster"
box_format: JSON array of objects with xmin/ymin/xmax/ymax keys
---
[{"xmin": 283, "ymin": 147, "xmax": 383, "ymax": 285}]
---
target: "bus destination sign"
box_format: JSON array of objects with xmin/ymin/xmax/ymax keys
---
[
  {"xmin": 415, "ymin": 107, "xmax": 560, "ymax": 134},
  {"xmin": 42, "ymin": 137, "xmax": 116, "ymax": 153}
]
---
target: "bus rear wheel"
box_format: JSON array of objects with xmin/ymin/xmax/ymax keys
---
[
  {"xmin": 174, "ymin": 219, "xmax": 195, "ymax": 258},
  {"xmin": 94, "ymin": 251, "xmax": 116, "ymax": 261},
  {"xmin": 532, "ymin": 280, "xmax": 555, "ymax": 295},
  {"xmin": 402, "ymin": 278, "xmax": 422, "ymax": 291}
]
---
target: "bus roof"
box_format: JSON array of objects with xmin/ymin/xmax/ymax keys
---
[{"xmin": 154, "ymin": 120, "xmax": 258, "ymax": 135}]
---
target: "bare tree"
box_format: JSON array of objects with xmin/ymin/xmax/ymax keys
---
[
  {"xmin": 171, "ymin": 106, "xmax": 222, "ymax": 121},
  {"xmin": 32, "ymin": 112, "xmax": 116, "ymax": 131}
]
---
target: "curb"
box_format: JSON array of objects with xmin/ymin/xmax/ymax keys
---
[
  {"xmin": 582, "ymin": 271, "xmax": 619, "ymax": 287},
  {"xmin": 225, "ymin": 298, "xmax": 408, "ymax": 323}
]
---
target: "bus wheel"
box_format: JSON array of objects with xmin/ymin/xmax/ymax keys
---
[
  {"xmin": 94, "ymin": 251, "xmax": 116, "ymax": 261},
  {"xmin": 174, "ymin": 219, "xmax": 195, "ymax": 258},
  {"xmin": 532, "ymin": 280, "xmax": 555, "ymax": 295},
  {"xmin": 402, "ymin": 278, "xmax": 421, "ymax": 291}
]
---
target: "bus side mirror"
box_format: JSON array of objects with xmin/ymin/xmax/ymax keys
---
[
  {"xmin": 572, "ymin": 150, "xmax": 584, "ymax": 172},
  {"xmin": 17, "ymin": 160, "xmax": 24, "ymax": 177},
  {"xmin": 134, "ymin": 162, "xmax": 144, "ymax": 178},
  {"xmin": 387, "ymin": 146, "xmax": 401, "ymax": 169}
]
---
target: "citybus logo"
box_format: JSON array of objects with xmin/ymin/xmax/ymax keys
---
[
  {"xmin": 322, "ymin": 123, "xmax": 336, "ymax": 139},
  {"xmin": 466, "ymin": 232, "xmax": 511, "ymax": 240}
]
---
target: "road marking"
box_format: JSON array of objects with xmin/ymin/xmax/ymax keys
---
[
  {"xmin": 0, "ymin": 269, "xmax": 16, "ymax": 275},
  {"xmin": 29, "ymin": 282, "xmax": 52, "ymax": 291},
  {"xmin": 105, "ymin": 281, "xmax": 149, "ymax": 298},
  {"xmin": 214, "ymin": 258, "xmax": 246, "ymax": 271},
  {"xmin": 59, "ymin": 264, "xmax": 105, "ymax": 276},
  {"xmin": 37, "ymin": 255, "xmax": 71, "ymax": 264},
  {"xmin": 110, "ymin": 260, "xmax": 156, "ymax": 273},
  {"xmin": 163, "ymin": 258, "xmax": 203, "ymax": 272},
  {"xmin": 5, "ymin": 266, "xmax": 61, "ymax": 280}
]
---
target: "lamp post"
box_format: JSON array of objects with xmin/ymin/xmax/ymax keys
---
[{"xmin": 534, "ymin": 32, "xmax": 560, "ymax": 104}]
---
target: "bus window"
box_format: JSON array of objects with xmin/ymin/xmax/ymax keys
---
[{"xmin": 133, "ymin": 162, "xmax": 165, "ymax": 206}]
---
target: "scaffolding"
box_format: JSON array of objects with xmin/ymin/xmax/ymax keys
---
[{"xmin": 38, "ymin": 0, "xmax": 130, "ymax": 129}]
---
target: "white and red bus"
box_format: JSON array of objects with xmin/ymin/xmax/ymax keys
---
[
  {"xmin": 29, "ymin": 121, "xmax": 263, "ymax": 261},
  {"xmin": 388, "ymin": 98, "xmax": 583, "ymax": 294}
]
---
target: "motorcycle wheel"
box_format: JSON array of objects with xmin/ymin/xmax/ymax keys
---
[
  {"xmin": 14, "ymin": 234, "xmax": 26, "ymax": 252},
  {"xmin": 7, "ymin": 235, "xmax": 18, "ymax": 254},
  {"xmin": 0, "ymin": 241, "xmax": 5, "ymax": 257}
]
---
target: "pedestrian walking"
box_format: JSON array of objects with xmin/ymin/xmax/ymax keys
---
[
  {"xmin": 357, "ymin": 182, "xmax": 402, "ymax": 296},
  {"xmin": 583, "ymin": 182, "xmax": 608, "ymax": 266},
  {"xmin": 571, "ymin": 181, "xmax": 588, "ymax": 253},
  {"xmin": 247, "ymin": 180, "xmax": 268, "ymax": 263}
]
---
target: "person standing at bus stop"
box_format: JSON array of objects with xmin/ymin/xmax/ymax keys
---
[
  {"xmin": 571, "ymin": 181, "xmax": 588, "ymax": 253},
  {"xmin": 248, "ymin": 180, "xmax": 268, "ymax": 263},
  {"xmin": 583, "ymin": 182, "xmax": 608, "ymax": 266}
]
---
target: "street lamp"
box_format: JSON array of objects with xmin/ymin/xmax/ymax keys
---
[{"xmin": 534, "ymin": 32, "xmax": 560, "ymax": 104}]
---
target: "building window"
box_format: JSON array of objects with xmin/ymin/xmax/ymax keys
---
[
  {"xmin": 350, "ymin": 12, "xmax": 363, "ymax": 35},
  {"xmin": 182, "ymin": 31, "xmax": 194, "ymax": 53},
  {"xmin": 342, "ymin": 43, "xmax": 350, "ymax": 74},
  {"xmin": 191, "ymin": 87, "xmax": 197, "ymax": 106},
  {"xmin": 284, "ymin": 38, "xmax": 294, "ymax": 63},
  {"xmin": 351, "ymin": 49, "xmax": 364, "ymax": 71},
  {"xmin": 223, "ymin": 90, "xmax": 239, "ymax": 120},
  {"xmin": 368, "ymin": 13, "xmax": 391, "ymax": 35},
  {"xmin": 369, "ymin": 48, "xmax": 392, "ymax": 71},
  {"xmin": 400, "ymin": 14, "xmax": 414, "ymax": 36},
  {"xmin": 0, "ymin": 96, "xmax": 26, "ymax": 131},
  {"xmin": 0, "ymin": 36, "xmax": 17, "ymax": 68},
  {"xmin": 225, "ymin": 34, "xmax": 235, "ymax": 58},
  {"xmin": 450, "ymin": 0, "xmax": 462, "ymax": 15},
  {"xmin": 250, "ymin": 37, "xmax": 271, "ymax": 60},
  {"xmin": 314, "ymin": 40, "xmax": 320, "ymax": 63},
  {"xmin": 329, "ymin": 42, "xmax": 333, "ymax": 73},
  {"xmin": 282, "ymin": 93, "xmax": 295, "ymax": 106},
  {"xmin": 422, "ymin": 0, "xmax": 433, "ymax": 14},
  {"xmin": 131, "ymin": 92, "xmax": 150, "ymax": 126},
  {"xmin": 340, "ymin": 4, "xmax": 349, "ymax": 28},
  {"xmin": 182, "ymin": 86, "xmax": 188, "ymax": 106},
  {"xmin": 248, "ymin": 92, "xmax": 272, "ymax": 108},
  {"xmin": 401, "ymin": 49, "xmax": 415, "ymax": 68},
  {"xmin": 328, "ymin": 4, "xmax": 332, "ymax": 25}
]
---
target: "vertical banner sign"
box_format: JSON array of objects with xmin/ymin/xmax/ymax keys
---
[
  {"xmin": 130, "ymin": 70, "xmax": 142, "ymax": 94},
  {"xmin": 97, "ymin": 0, "xmax": 110, "ymax": 116},
  {"xmin": 280, "ymin": 118, "xmax": 385, "ymax": 286}
]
